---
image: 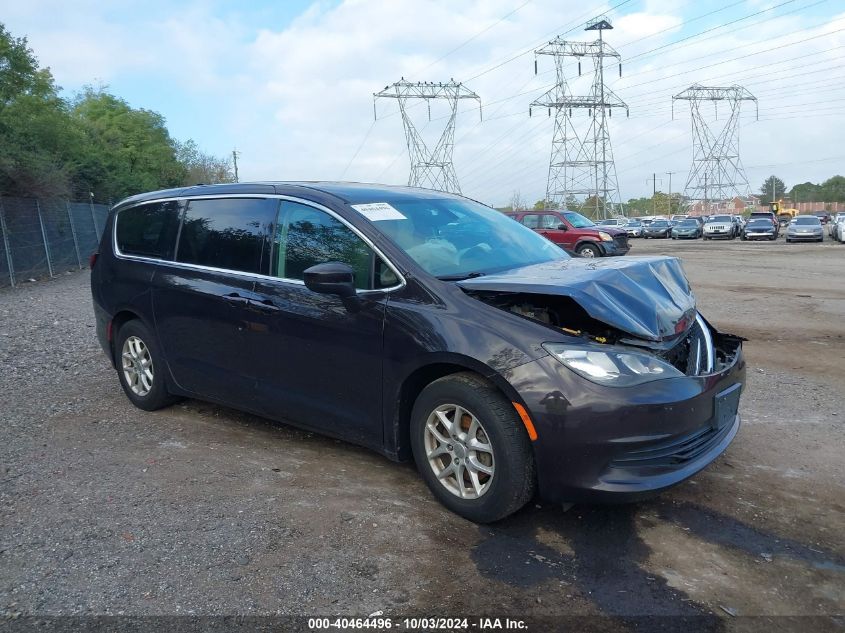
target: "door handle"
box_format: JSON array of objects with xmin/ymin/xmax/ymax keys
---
[
  {"xmin": 248, "ymin": 298, "xmax": 281, "ymax": 313},
  {"xmin": 222, "ymin": 292, "xmax": 249, "ymax": 306}
]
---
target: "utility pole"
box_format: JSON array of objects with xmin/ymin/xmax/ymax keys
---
[
  {"xmin": 673, "ymin": 84, "xmax": 757, "ymax": 213},
  {"xmin": 666, "ymin": 171, "xmax": 676, "ymax": 215},
  {"xmin": 232, "ymin": 149, "xmax": 241, "ymax": 183},
  {"xmin": 704, "ymin": 172, "xmax": 709, "ymax": 215},
  {"xmin": 374, "ymin": 79, "xmax": 481, "ymax": 194},
  {"xmin": 646, "ymin": 173, "xmax": 662, "ymax": 215},
  {"xmin": 530, "ymin": 16, "xmax": 628, "ymax": 218}
]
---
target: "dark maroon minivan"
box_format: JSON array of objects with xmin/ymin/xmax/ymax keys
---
[{"xmin": 91, "ymin": 182, "xmax": 743, "ymax": 522}]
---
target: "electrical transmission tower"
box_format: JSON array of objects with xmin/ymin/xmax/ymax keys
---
[
  {"xmin": 531, "ymin": 17, "xmax": 628, "ymax": 218},
  {"xmin": 673, "ymin": 84, "xmax": 758, "ymax": 212},
  {"xmin": 374, "ymin": 78, "xmax": 481, "ymax": 194}
]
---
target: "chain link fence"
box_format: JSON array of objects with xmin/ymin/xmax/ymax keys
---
[{"xmin": 0, "ymin": 196, "xmax": 109, "ymax": 288}]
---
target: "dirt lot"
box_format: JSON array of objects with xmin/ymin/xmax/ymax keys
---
[{"xmin": 0, "ymin": 236, "xmax": 843, "ymax": 628}]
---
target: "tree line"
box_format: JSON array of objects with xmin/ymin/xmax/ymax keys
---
[{"xmin": 0, "ymin": 23, "xmax": 234, "ymax": 204}]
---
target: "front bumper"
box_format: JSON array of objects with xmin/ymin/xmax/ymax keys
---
[
  {"xmin": 744, "ymin": 232, "xmax": 775, "ymax": 240},
  {"xmin": 504, "ymin": 332, "xmax": 745, "ymax": 503},
  {"xmin": 598, "ymin": 239, "xmax": 630, "ymax": 256},
  {"xmin": 787, "ymin": 232, "xmax": 823, "ymax": 241},
  {"xmin": 672, "ymin": 231, "xmax": 699, "ymax": 239}
]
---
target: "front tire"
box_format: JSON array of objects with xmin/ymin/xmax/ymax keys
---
[
  {"xmin": 410, "ymin": 373, "xmax": 536, "ymax": 523},
  {"xmin": 576, "ymin": 243, "xmax": 600, "ymax": 258},
  {"xmin": 115, "ymin": 320, "xmax": 179, "ymax": 411}
]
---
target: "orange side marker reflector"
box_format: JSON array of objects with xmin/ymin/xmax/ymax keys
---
[{"xmin": 512, "ymin": 402, "xmax": 538, "ymax": 441}]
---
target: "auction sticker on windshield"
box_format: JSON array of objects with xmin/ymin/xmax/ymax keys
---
[{"xmin": 351, "ymin": 202, "xmax": 407, "ymax": 221}]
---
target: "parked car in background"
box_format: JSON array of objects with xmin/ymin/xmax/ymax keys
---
[
  {"xmin": 642, "ymin": 219, "xmax": 672, "ymax": 239},
  {"xmin": 778, "ymin": 213, "xmax": 794, "ymax": 228},
  {"xmin": 829, "ymin": 214, "xmax": 845, "ymax": 242},
  {"xmin": 813, "ymin": 211, "xmax": 831, "ymax": 225},
  {"xmin": 828, "ymin": 212, "xmax": 845, "ymax": 237},
  {"xmin": 703, "ymin": 215, "xmax": 736, "ymax": 240},
  {"xmin": 671, "ymin": 219, "xmax": 702, "ymax": 239},
  {"xmin": 624, "ymin": 219, "xmax": 643, "ymax": 238},
  {"xmin": 748, "ymin": 211, "xmax": 780, "ymax": 235},
  {"xmin": 786, "ymin": 216, "xmax": 824, "ymax": 243},
  {"xmin": 507, "ymin": 209, "xmax": 630, "ymax": 258},
  {"xmin": 90, "ymin": 181, "xmax": 745, "ymax": 522},
  {"xmin": 597, "ymin": 218, "xmax": 627, "ymax": 228},
  {"xmin": 741, "ymin": 218, "xmax": 777, "ymax": 241},
  {"xmin": 671, "ymin": 214, "xmax": 688, "ymax": 224}
]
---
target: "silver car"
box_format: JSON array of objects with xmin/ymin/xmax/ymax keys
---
[
  {"xmin": 832, "ymin": 215, "xmax": 845, "ymax": 243},
  {"xmin": 786, "ymin": 216, "xmax": 824, "ymax": 243},
  {"xmin": 623, "ymin": 220, "xmax": 643, "ymax": 237},
  {"xmin": 828, "ymin": 212, "xmax": 845, "ymax": 237}
]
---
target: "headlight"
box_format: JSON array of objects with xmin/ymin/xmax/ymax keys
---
[
  {"xmin": 543, "ymin": 343, "xmax": 684, "ymax": 387},
  {"xmin": 598, "ymin": 231, "xmax": 613, "ymax": 242}
]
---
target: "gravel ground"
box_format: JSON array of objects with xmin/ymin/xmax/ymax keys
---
[{"xmin": 0, "ymin": 237, "xmax": 843, "ymax": 627}]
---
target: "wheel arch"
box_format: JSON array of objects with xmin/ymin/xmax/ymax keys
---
[
  {"xmin": 109, "ymin": 309, "xmax": 148, "ymax": 367},
  {"xmin": 388, "ymin": 355, "xmax": 525, "ymax": 461},
  {"xmin": 573, "ymin": 239, "xmax": 603, "ymax": 255}
]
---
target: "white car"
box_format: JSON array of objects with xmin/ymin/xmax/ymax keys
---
[
  {"xmin": 833, "ymin": 215, "xmax": 845, "ymax": 243},
  {"xmin": 703, "ymin": 214, "xmax": 736, "ymax": 240}
]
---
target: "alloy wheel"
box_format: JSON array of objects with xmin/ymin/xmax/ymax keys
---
[
  {"xmin": 424, "ymin": 404, "xmax": 495, "ymax": 499},
  {"xmin": 121, "ymin": 336, "xmax": 154, "ymax": 396}
]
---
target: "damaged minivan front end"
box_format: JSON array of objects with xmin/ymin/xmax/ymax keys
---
[{"xmin": 457, "ymin": 256, "xmax": 745, "ymax": 503}]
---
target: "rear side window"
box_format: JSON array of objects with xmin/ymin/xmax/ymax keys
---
[
  {"xmin": 116, "ymin": 201, "xmax": 181, "ymax": 259},
  {"xmin": 176, "ymin": 198, "xmax": 278, "ymax": 274},
  {"xmin": 272, "ymin": 201, "xmax": 382, "ymax": 290}
]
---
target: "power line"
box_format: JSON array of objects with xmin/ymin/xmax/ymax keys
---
[{"xmin": 412, "ymin": 0, "xmax": 532, "ymax": 76}]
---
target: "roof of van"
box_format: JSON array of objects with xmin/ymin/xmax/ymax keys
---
[{"xmin": 111, "ymin": 181, "xmax": 462, "ymax": 209}]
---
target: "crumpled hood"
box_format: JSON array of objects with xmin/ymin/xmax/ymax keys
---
[{"xmin": 456, "ymin": 256, "xmax": 697, "ymax": 342}]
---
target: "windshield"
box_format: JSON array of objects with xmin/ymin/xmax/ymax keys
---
[
  {"xmin": 747, "ymin": 220, "xmax": 771, "ymax": 227},
  {"xmin": 710, "ymin": 215, "xmax": 732, "ymax": 222},
  {"xmin": 627, "ymin": 221, "xmax": 642, "ymax": 226},
  {"xmin": 365, "ymin": 198, "xmax": 569, "ymax": 278},
  {"xmin": 794, "ymin": 216, "xmax": 820, "ymax": 225},
  {"xmin": 562, "ymin": 211, "xmax": 595, "ymax": 228},
  {"xmin": 678, "ymin": 220, "xmax": 697, "ymax": 227},
  {"xmin": 650, "ymin": 220, "xmax": 669, "ymax": 227}
]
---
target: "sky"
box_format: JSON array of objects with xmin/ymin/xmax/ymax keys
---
[{"xmin": 3, "ymin": 0, "xmax": 844, "ymax": 207}]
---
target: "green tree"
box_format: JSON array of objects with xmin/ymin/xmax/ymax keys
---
[
  {"xmin": 72, "ymin": 86, "xmax": 185, "ymax": 202},
  {"xmin": 0, "ymin": 23, "xmax": 84, "ymax": 197},
  {"xmin": 759, "ymin": 175, "xmax": 786, "ymax": 205},
  {"xmin": 175, "ymin": 139, "xmax": 235, "ymax": 186},
  {"xmin": 819, "ymin": 175, "xmax": 845, "ymax": 202}
]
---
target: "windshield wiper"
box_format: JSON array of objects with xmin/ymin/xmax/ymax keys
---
[{"xmin": 436, "ymin": 271, "xmax": 486, "ymax": 281}]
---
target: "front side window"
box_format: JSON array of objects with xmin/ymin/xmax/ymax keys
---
[
  {"xmin": 116, "ymin": 201, "xmax": 182, "ymax": 259},
  {"xmin": 562, "ymin": 211, "xmax": 595, "ymax": 228},
  {"xmin": 176, "ymin": 198, "xmax": 277, "ymax": 274},
  {"xmin": 272, "ymin": 202, "xmax": 382, "ymax": 290}
]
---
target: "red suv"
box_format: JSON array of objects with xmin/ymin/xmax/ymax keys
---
[{"xmin": 506, "ymin": 209, "xmax": 630, "ymax": 258}]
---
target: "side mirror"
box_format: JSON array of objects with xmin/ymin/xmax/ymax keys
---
[
  {"xmin": 557, "ymin": 224, "xmax": 568, "ymax": 231},
  {"xmin": 304, "ymin": 262, "xmax": 360, "ymax": 312}
]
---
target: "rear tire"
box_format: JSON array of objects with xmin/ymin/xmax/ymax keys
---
[
  {"xmin": 115, "ymin": 320, "xmax": 180, "ymax": 411},
  {"xmin": 410, "ymin": 372, "xmax": 536, "ymax": 523}
]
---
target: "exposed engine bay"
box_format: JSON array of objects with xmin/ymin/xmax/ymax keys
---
[{"xmin": 464, "ymin": 289, "xmax": 743, "ymax": 376}]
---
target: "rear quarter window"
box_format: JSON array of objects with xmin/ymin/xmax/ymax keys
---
[{"xmin": 115, "ymin": 201, "xmax": 182, "ymax": 259}]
